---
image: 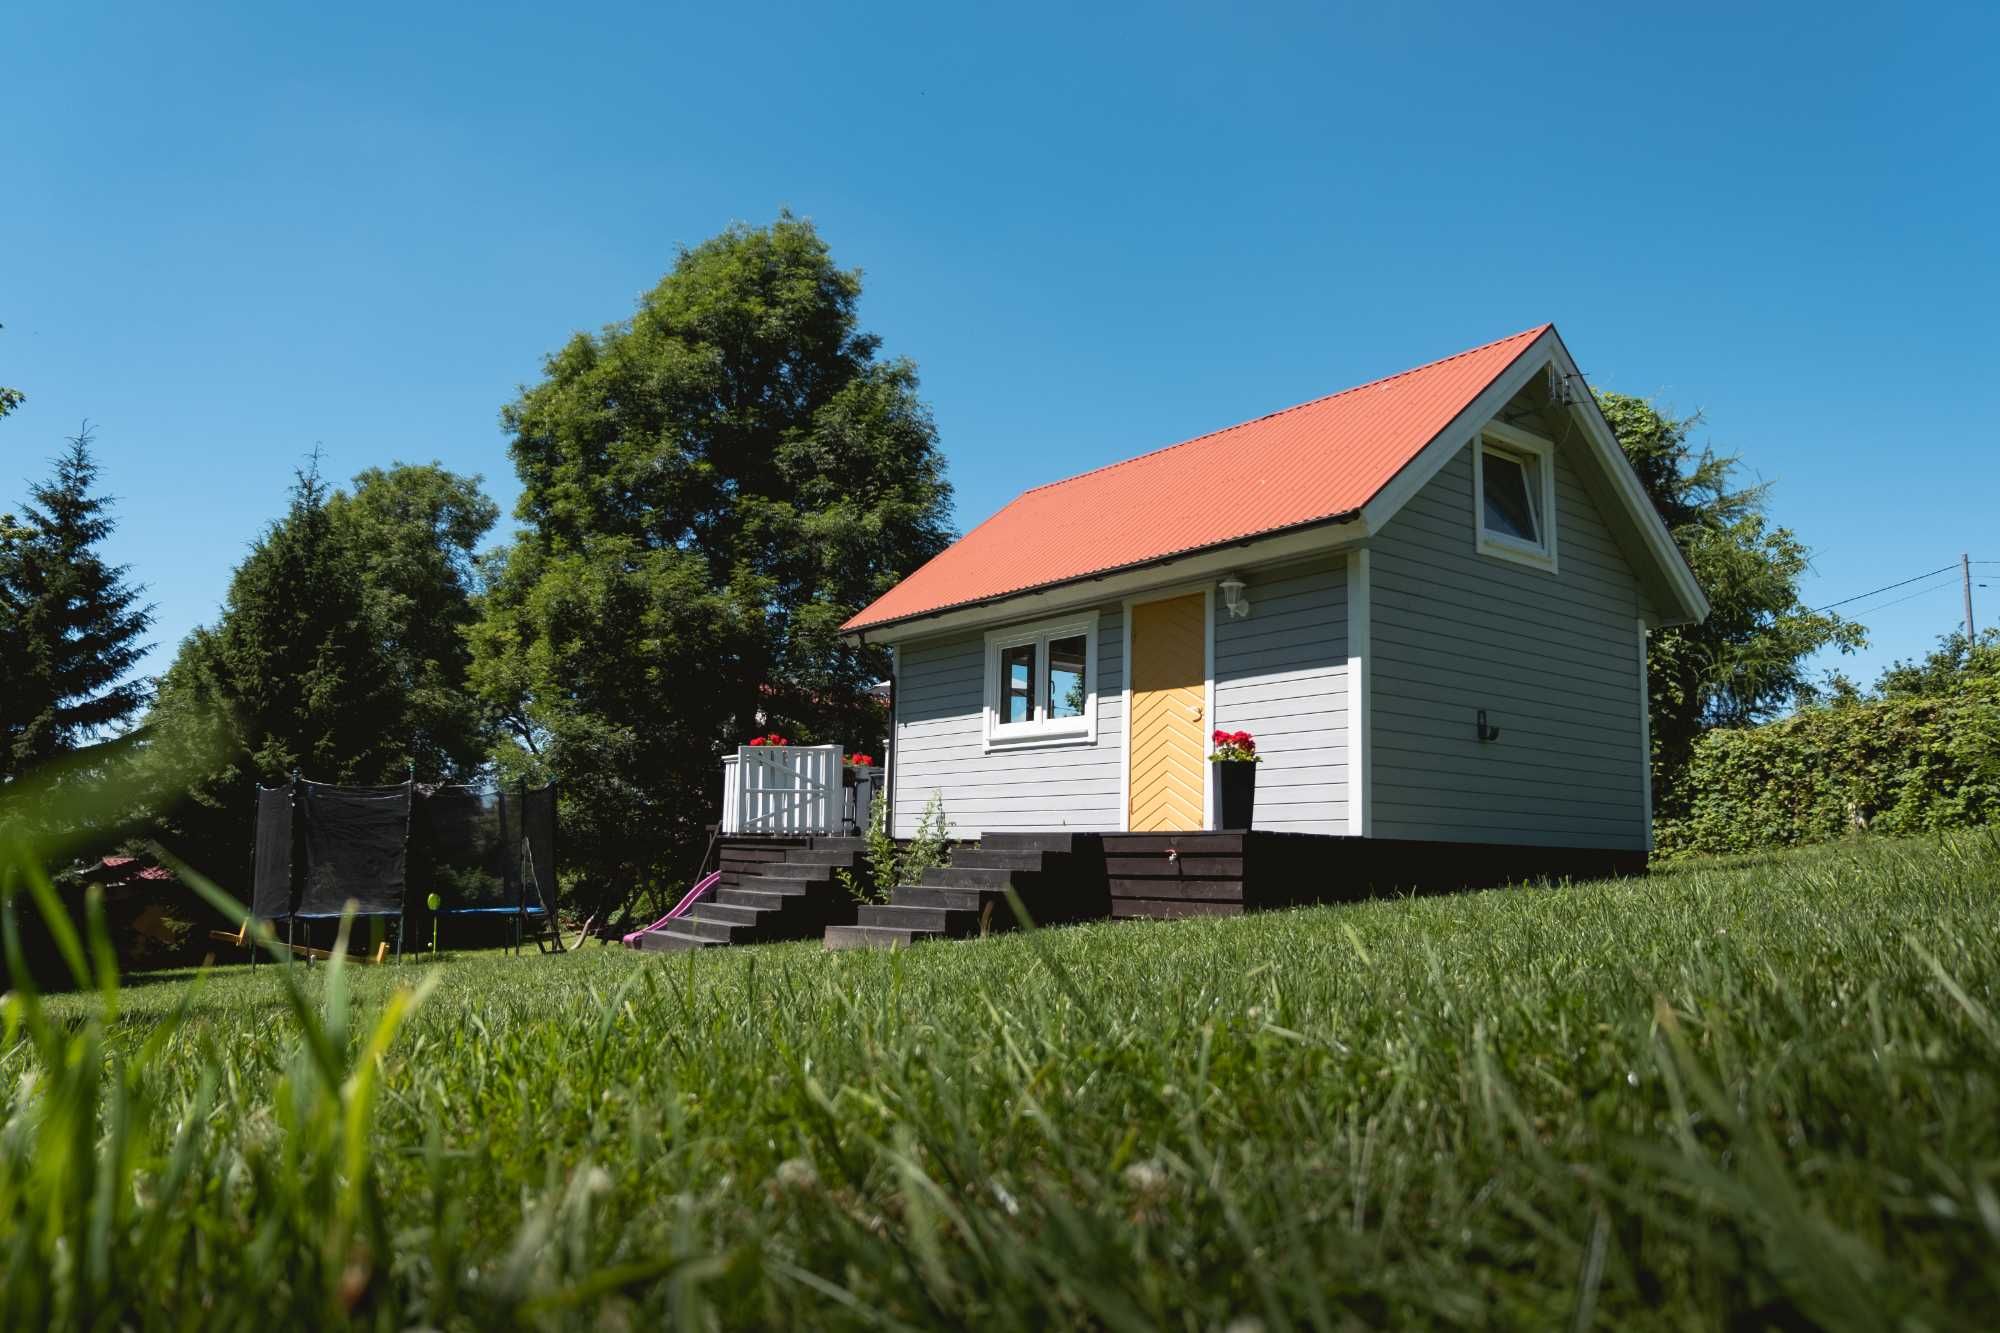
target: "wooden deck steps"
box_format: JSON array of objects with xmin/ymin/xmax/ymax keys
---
[
  {"xmin": 822, "ymin": 833, "xmax": 1105, "ymax": 950},
  {"xmin": 630, "ymin": 836, "xmax": 866, "ymax": 953}
]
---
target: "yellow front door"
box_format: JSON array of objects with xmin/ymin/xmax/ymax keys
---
[{"xmin": 1128, "ymin": 593, "xmax": 1208, "ymax": 831}]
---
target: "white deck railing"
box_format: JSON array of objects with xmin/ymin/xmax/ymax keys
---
[{"xmin": 720, "ymin": 746, "xmax": 885, "ymax": 836}]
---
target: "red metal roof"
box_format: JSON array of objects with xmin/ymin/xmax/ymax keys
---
[{"xmin": 845, "ymin": 326, "xmax": 1550, "ymax": 632}]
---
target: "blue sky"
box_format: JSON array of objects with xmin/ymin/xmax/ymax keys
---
[{"xmin": 4, "ymin": 1, "xmax": 1995, "ymax": 689}]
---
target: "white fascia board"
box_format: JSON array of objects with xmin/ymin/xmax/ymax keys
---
[
  {"xmin": 1544, "ymin": 331, "xmax": 1711, "ymax": 626},
  {"xmin": 1356, "ymin": 326, "xmax": 1710, "ymax": 628},
  {"xmin": 1357, "ymin": 328, "xmax": 1562, "ymax": 540}
]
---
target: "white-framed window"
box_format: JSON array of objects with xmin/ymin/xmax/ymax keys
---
[
  {"xmin": 983, "ymin": 612, "xmax": 1099, "ymax": 750},
  {"xmin": 1473, "ymin": 426, "xmax": 1558, "ymax": 572}
]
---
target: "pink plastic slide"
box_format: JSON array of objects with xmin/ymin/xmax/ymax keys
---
[{"xmin": 621, "ymin": 869, "xmax": 723, "ymax": 947}]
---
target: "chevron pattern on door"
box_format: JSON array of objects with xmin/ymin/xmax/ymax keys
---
[{"xmin": 1128, "ymin": 593, "xmax": 1207, "ymax": 832}]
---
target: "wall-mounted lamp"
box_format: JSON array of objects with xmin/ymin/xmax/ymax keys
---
[
  {"xmin": 1218, "ymin": 575, "xmax": 1251, "ymax": 619},
  {"xmin": 1476, "ymin": 709, "xmax": 1501, "ymax": 743}
]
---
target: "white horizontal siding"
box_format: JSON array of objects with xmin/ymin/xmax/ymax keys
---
[
  {"xmin": 1213, "ymin": 555, "xmax": 1348, "ymax": 834},
  {"xmin": 891, "ymin": 606, "xmax": 1126, "ymax": 837},
  {"xmin": 1369, "ymin": 437, "xmax": 1648, "ymax": 850}
]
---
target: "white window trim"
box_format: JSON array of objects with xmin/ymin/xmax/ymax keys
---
[
  {"xmin": 1472, "ymin": 421, "xmax": 1559, "ymax": 574},
  {"xmin": 982, "ymin": 611, "xmax": 1100, "ymax": 752}
]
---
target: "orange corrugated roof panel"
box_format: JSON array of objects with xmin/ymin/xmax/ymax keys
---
[{"xmin": 845, "ymin": 325, "xmax": 1550, "ymax": 633}]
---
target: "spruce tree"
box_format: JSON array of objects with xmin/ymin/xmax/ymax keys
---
[
  {"xmin": 0, "ymin": 428, "xmax": 154, "ymax": 784},
  {"xmin": 1595, "ymin": 394, "xmax": 1865, "ymax": 814},
  {"xmin": 149, "ymin": 459, "xmax": 495, "ymax": 872},
  {"xmin": 153, "ymin": 461, "xmax": 401, "ymax": 785}
]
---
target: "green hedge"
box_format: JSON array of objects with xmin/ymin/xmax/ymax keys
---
[{"xmin": 1655, "ymin": 676, "xmax": 2000, "ymax": 858}]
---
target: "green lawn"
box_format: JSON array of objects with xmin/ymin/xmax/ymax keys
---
[{"xmin": 7, "ymin": 831, "xmax": 2000, "ymax": 1329}]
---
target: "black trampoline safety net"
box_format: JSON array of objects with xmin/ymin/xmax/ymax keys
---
[
  {"xmin": 415, "ymin": 783, "xmax": 557, "ymax": 915},
  {"xmin": 250, "ymin": 779, "xmax": 557, "ymax": 923}
]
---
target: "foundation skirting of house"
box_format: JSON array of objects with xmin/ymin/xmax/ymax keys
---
[{"xmin": 1095, "ymin": 832, "xmax": 1648, "ymax": 920}]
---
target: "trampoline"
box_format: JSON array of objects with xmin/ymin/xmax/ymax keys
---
[
  {"xmin": 249, "ymin": 777, "xmax": 559, "ymax": 958},
  {"xmin": 412, "ymin": 782, "xmax": 558, "ymax": 953},
  {"xmin": 252, "ymin": 778, "xmax": 415, "ymax": 958}
]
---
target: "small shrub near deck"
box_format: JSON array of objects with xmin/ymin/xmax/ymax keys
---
[
  {"xmin": 1654, "ymin": 675, "xmax": 2000, "ymax": 857},
  {"xmin": 5, "ymin": 831, "xmax": 2000, "ymax": 1327}
]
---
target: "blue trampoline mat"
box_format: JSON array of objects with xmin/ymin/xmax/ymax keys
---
[{"xmin": 291, "ymin": 911, "xmax": 405, "ymax": 921}]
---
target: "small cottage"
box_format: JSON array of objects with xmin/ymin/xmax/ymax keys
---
[{"xmin": 840, "ymin": 325, "xmax": 1707, "ymax": 908}]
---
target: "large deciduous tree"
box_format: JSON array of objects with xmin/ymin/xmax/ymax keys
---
[
  {"xmin": 149, "ymin": 460, "xmax": 496, "ymax": 872},
  {"xmin": 327, "ymin": 464, "xmax": 499, "ymax": 778},
  {"xmin": 471, "ymin": 215, "xmax": 953, "ymax": 902},
  {"xmin": 1597, "ymin": 393, "xmax": 1864, "ymax": 814}
]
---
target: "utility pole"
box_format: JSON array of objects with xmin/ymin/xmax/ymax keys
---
[{"xmin": 1965, "ymin": 552, "xmax": 1978, "ymax": 640}]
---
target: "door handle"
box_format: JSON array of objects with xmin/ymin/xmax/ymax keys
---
[{"xmin": 1190, "ymin": 705, "xmax": 1203, "ymax": 720}]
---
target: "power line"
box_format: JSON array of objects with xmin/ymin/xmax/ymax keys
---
[
  {"xmin": 1815, "ymin": 563, "xmax": 1958, "ymax": 612},
  {"xmin": 1844, "ymin": 577, "xmax": 1961, "ymax": 617}
]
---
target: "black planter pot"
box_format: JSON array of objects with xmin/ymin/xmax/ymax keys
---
[{"xmin": 1214, "ymin": 761, "xmax": 1257, "ymax": 831}]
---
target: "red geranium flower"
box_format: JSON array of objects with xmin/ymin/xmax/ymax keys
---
[{"xmin": 1209, "ymin": 728, "xmax": 1262, "ymax": 762}]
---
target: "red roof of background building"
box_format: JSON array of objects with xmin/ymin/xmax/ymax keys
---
[
  {"xmin": 845, "ymin": 326, "xmax": 1551, "ymax": 632},
  {"xmin": 86, "ymin": 855, "xmax": 177, "ymax": 884}
]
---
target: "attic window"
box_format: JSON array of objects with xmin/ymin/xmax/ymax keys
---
[
  {"xmin": 984, "ymin": 613, "xmax": 1099, "ymax": 750},
  {"xmin": 1474, "ymin": 427, "xmax": 1558, "ymax": 572}
]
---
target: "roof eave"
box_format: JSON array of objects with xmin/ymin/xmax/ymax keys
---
[
  {"xmin": 1352, "ymin": 325, "xmax": 1709, "ymax": 628},
  {"xmin": 843, "ymin": 511, "xmax": 1367, "ymax": 643}
]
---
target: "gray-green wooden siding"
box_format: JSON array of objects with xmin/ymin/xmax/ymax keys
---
[{"xmin": 1368, "ymin": 437, "xmax": 1654, "ymax": 849}]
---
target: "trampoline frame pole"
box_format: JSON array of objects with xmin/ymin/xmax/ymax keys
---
[
  {"xmin": 289, "ymin": 772, "xmax": 304, "ymax": 967},
  {"xmin": 524, "ymin": 772, "xmax": 532, "ymax": 948},
  {"xmin": 397, "ymin": 775, "xmax": 413, "ymax": 964},
  {"xmin": 247, "ymin": 787, "xmax": 259, "ymax": 972},
  {"xmin": 499, "ymin": 781, "xmax": 516, "ymax": 956}
]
